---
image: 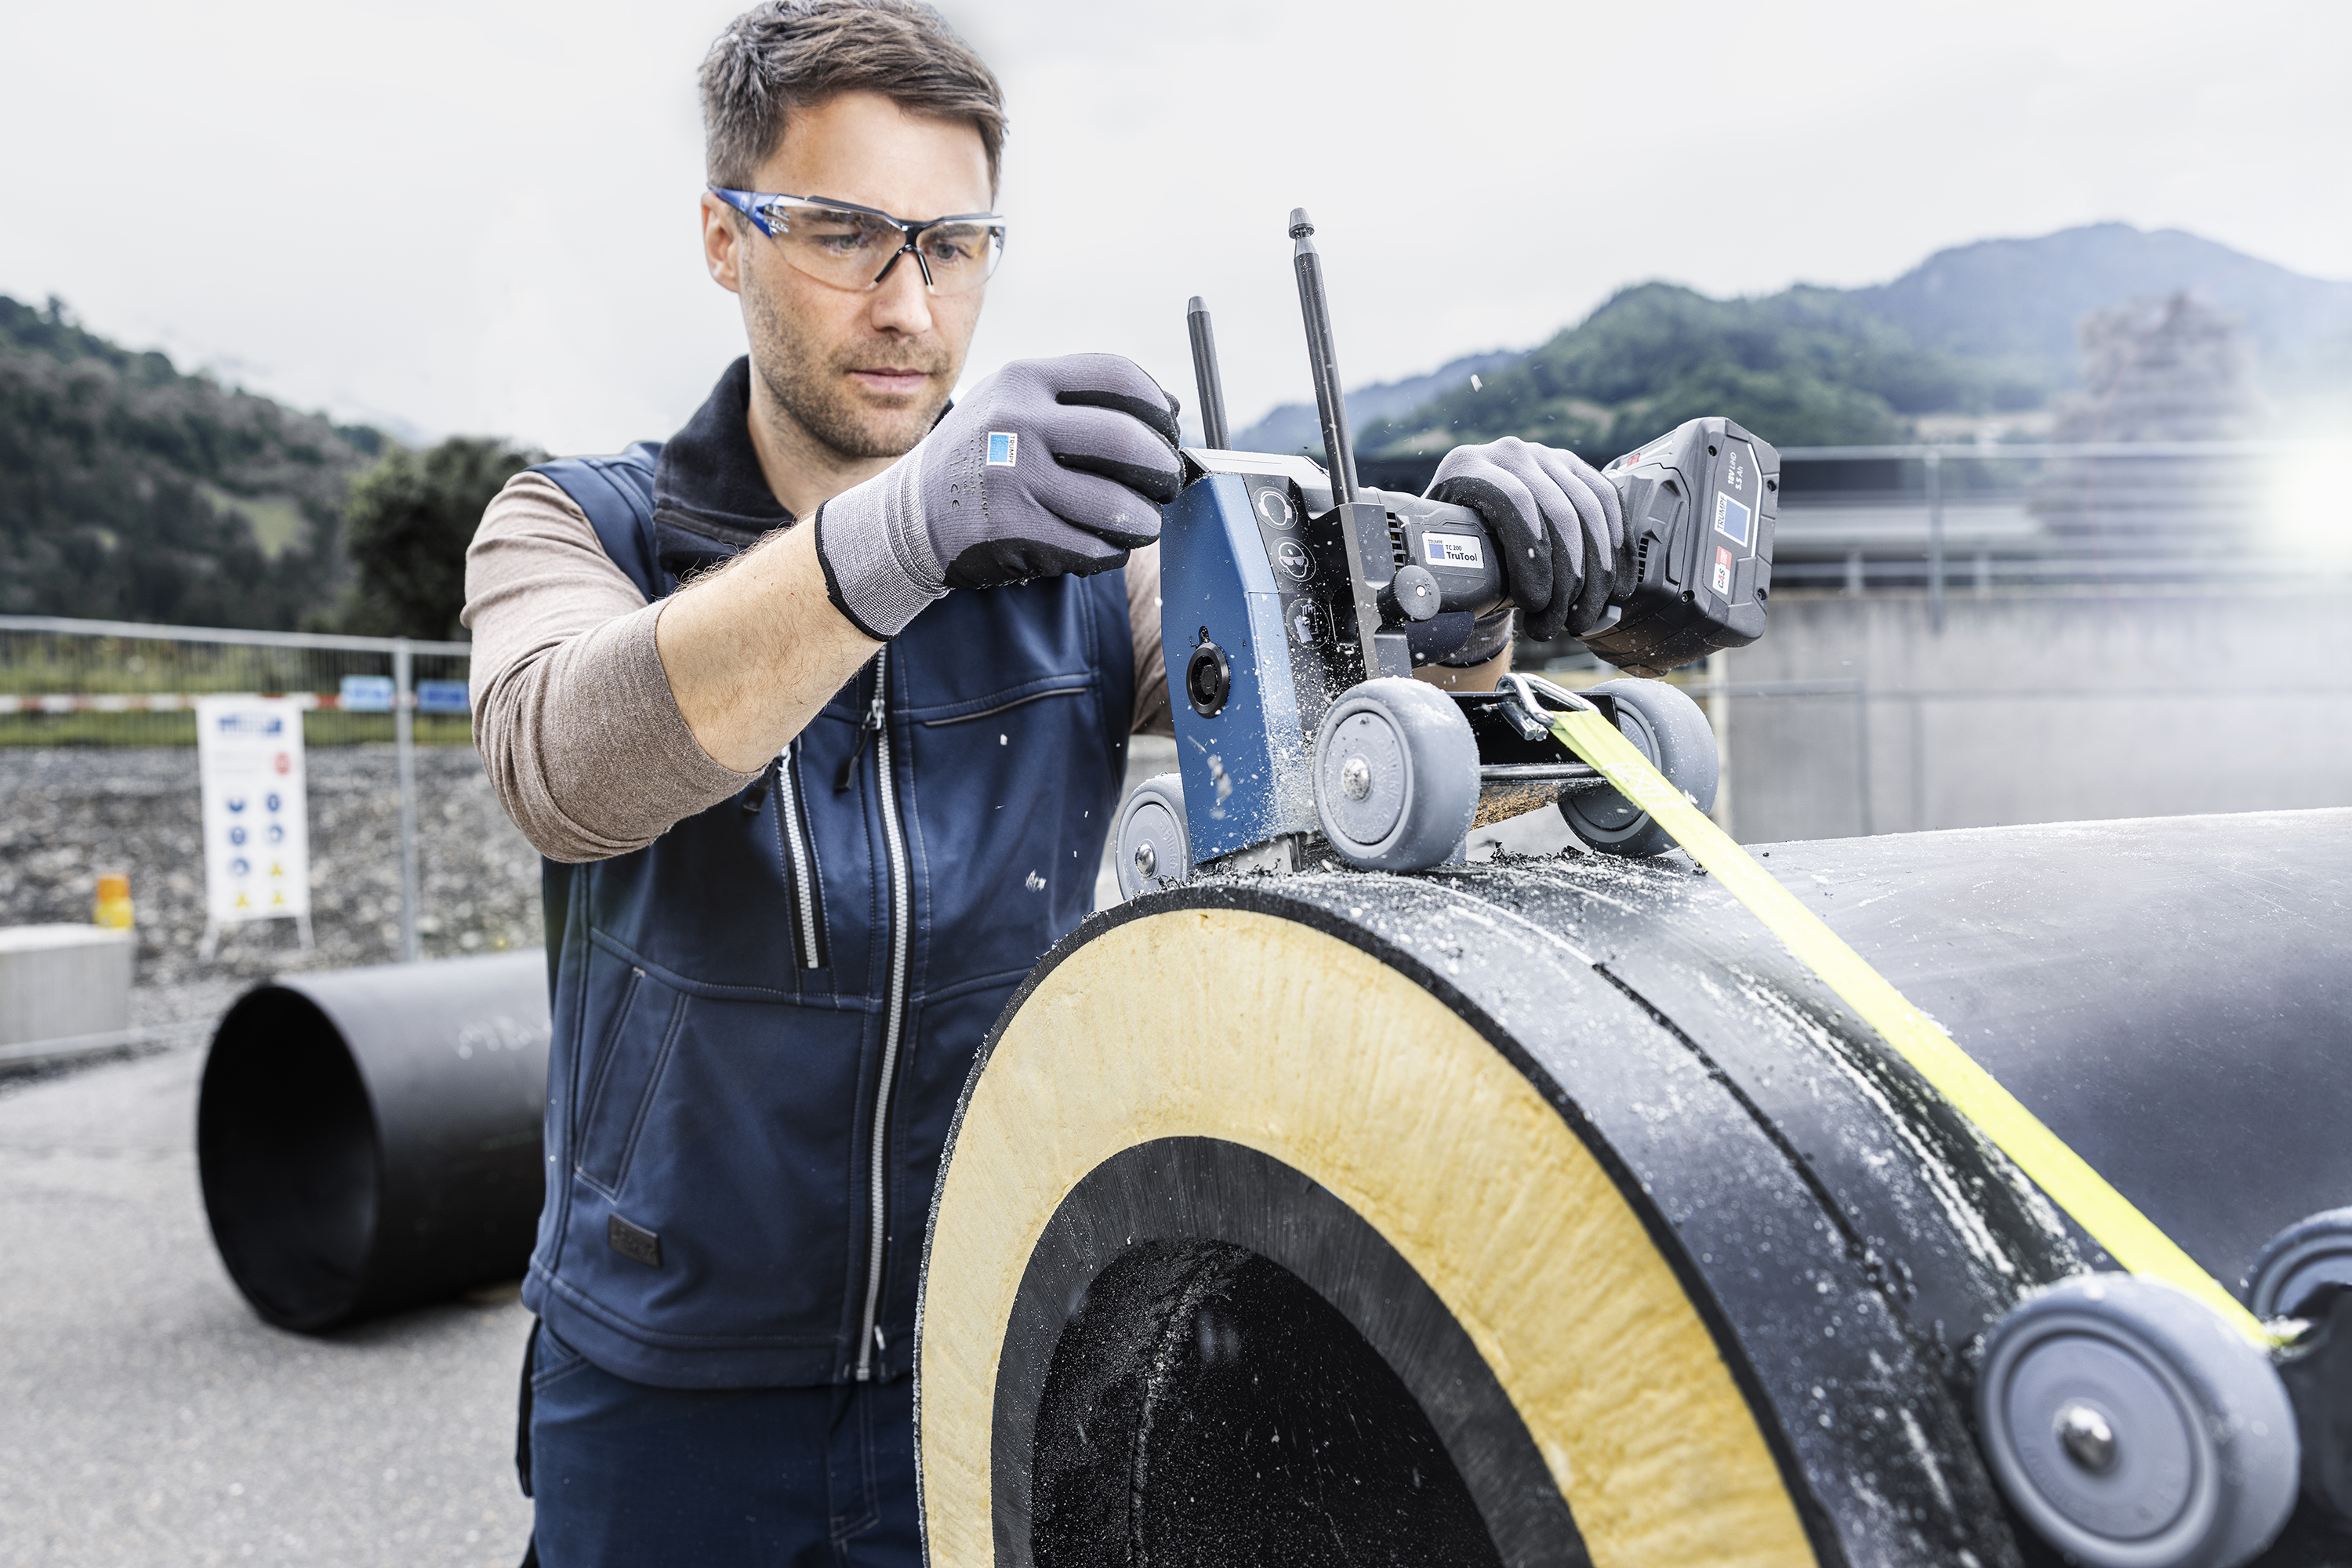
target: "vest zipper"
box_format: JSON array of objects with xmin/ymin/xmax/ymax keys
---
[
  {"xmin": 772, "ymin": 742, "xmax": 828, "ymax": 971},
  {"xmin": 855, "ymin": 645, "xmax": 910, "ymax": 1381}
]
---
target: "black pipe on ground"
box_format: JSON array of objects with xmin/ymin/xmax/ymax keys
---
[{"xmin": 197, "ymin": 952, "xmax": 548, "ymax": 1331}]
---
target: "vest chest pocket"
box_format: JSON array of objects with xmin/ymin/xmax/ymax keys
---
[
  {"xmin": 913, "ymin": 679, "xmax": 1090, "ymax": 732},
  {"xmin": 575, "ymin": 964, "xmax": 688, "ymax": 1196}
]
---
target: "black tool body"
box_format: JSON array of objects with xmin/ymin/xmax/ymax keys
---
[{"xmin": 1371, "ymin": 491, "xmax": 1508, "ymax": 618}]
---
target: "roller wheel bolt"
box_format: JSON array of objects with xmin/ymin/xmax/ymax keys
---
[
  {"xmin": 1341, "ymin": 756, "xmax": 1372, "ymax": 801},
  {"xmin": 2055, "ymin": 1403, "xmax": 2117, "ymax": 1475},
  {"xmin": 1134, "ymin": 843, "xmax": 1156, "ymax": 880}
]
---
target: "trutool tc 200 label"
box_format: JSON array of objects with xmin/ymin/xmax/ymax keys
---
[{"xmin": 1423, "ymin": 533, "xmax": 1485, "ymax": 568}]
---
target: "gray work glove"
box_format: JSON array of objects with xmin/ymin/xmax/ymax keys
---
[
  {"xmin": 1425, "ymin": 437, "xmax": 1626, "ymax": 642},
  {"xmin": 815, "ymin": 354, "xmax": 1183, "ymax": 640}
]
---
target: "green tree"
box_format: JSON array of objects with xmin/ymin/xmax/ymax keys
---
[
  {"xmin": 0, "ymin": 294, "xmax": 375, "ymax": 629},
  {"xmin": 336, "ymin": 437, "xmax": 540, "ymax": 640}
]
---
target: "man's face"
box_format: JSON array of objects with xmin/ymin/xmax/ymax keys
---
[{"xmin": 702, "ymin": 89, "xmax": 993, "ymax": 463}]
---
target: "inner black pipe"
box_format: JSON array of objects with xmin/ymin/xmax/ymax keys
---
[
  {"xmin": 197, "ymin": 951, "xmax": 549, "ymax": 1331},
  {"xmin": 1032, "ymin": 1239, "xmax": 1501, "ymax": 1568}
]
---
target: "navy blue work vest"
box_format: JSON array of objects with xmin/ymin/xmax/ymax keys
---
[{"xmin": 520, "ymin": 436, "xmax": 1134, "ymax": 1389}]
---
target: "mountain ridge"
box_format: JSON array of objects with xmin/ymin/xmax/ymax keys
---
[
  {"xmin": 1843, "ymin": 222, "xmax": 2352, "ymax": 392},
  {"xmin": 1235, "ymin": 223, "xmax": 2352, "ymax": 463}
]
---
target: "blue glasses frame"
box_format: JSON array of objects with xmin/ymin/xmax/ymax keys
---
[{"xmin": 710, "ymin": 187, "xmax": 1007, "ymax": 293}]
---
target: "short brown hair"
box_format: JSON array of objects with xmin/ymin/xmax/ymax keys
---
[{"xmin": 700, "ymin": 1, "xmax": 1007, "ymax": 194}]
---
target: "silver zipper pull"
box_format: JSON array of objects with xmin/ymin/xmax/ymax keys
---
[{"xmin": 837, "ymin": 684, "xmax": 886, "ymax": 793}]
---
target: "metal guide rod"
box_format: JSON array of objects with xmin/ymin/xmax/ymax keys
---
[
  {"xmin": 1185, "ymin": 296, "xmax": 1230, "ymax": 450},
  {"xmin": 1289, "ymin": 209, "xmax": 1358, "ymax": 504}
]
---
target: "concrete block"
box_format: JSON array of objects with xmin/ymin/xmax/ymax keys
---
[{"xmin": 0, "ymin": 925, "xmax": 134, "ymax": 1047}]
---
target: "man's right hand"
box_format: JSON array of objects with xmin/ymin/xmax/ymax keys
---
[
  {"xmin": 1425, "ymin": 436, "xmax": 1625, "ymax": 643},
  {"xmin": 815, "ymin": 354, "xmax": 1183, "ymax": 641}
]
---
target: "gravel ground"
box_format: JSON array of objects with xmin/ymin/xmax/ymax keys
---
[
  {"xmin": 0, "ymin": 1046, "xmax": 534, "ymax": 1568},
  {"xmin": 0, "ymin": 746, "xmax": 542, "ymax": 1040},
  {"xmin": 2, "ymin": 735, "xmax": 1573, "ymax": 1058}
]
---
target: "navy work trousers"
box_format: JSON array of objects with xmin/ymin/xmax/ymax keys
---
[{"xmin": 522, "ymin": 1323, "xmax": 920, "ymax": 1568}]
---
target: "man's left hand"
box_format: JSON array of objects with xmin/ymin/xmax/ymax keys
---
[{"xmin": 1425, "ymin": 437, "xmax": 1624, "ymax": 641}]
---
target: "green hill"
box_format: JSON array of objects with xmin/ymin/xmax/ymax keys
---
[
  {"xmin": 0, "ymin": 296, "xmax": 383, "ymax": 629},
  {"xmin": 1358, "ymin": 283, "xmax": 2046, "ymax": 461}
]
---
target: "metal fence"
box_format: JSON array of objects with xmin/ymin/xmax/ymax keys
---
[
  {"xmin": 0, "ymin": 615, "xmax": 536, "ymax": 995},
  {"xmin": 1769, "ymin": 438, "xmax": 2352, "ymax": 619}
]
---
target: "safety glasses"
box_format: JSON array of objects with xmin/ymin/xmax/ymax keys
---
[{"xmin": 710, "ymin": 188, "xmax": 1007, "ymax": 296}]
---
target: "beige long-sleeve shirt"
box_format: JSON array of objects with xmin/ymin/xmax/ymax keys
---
[{"xmin": 462, "ymin": 472, "xmax": 1171, "ymax": 864}]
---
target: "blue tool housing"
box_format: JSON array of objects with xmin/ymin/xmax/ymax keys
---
[{"xmin": 1160, "ymin": 470, "xmax": 1317, "ymax": 862}]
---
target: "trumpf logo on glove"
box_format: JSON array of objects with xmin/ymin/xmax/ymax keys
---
[{"xmin": 985, "ymin": 432, "xmax": 1019, "ymax": 466}]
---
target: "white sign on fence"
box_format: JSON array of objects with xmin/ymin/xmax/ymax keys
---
[{"xmin": 195, "ymin": 697, "xmax": 311, "ymax": 949}]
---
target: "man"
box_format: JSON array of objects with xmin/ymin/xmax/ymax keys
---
[{"xmin": 465, "ymin": 3, "xmax": 1627, "ymax": 1562}]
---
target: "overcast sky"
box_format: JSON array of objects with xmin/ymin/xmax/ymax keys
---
[{"xmin": 5, "ymin": 0, "xmax": 2347, "ymax": 453}]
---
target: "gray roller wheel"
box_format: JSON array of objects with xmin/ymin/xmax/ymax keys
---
[
  {"xmin": 2249, "ymin": 1207, "xmax": 2352, "ymax": 1319},
  {"xmin": 1559, "ymin": 677, "xmax": 1719, "ymax": 859},
  {"xmin": 1976, "ymin": 1273, "xmax": 2299, "ymax": 1568},
  {"xmin": 1312, "ymin": 678, "xmax": 1478, "ymax": 873},
  {"xmin": 1113, "ymin": 774, "xmax": 1189, "ymax": 901}
]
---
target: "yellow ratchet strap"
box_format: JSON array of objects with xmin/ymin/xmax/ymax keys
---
[{"xmin": 1545, "ymin": 702, "xmax": 2270, "ymax": 1344}]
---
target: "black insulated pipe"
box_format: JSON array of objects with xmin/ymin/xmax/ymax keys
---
[
  {"xmin": 923, "ymin": 808, "xmax": 2352, "ymax": 1568},
  {"xmin": 197, "ymin": 952, "xmax": 550, "ymax": 1331},
  {"xmin": 1185, "ymin": 296, "xmax": 1229, "ymax": 450}
]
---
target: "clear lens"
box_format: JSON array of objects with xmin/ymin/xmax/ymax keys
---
[
  {"xmin": 753, "ymin": 197, "xmax": 1004, "ymax": 295},
  {"xmin": 766, "ymin": 201, "xmax": 902, "ymax": 287},
  {"xmin": 914, "ymin": 223, "xmax": 1006, "ymax": 294}
]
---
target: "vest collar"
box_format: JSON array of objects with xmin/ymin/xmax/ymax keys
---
[
  {"xmin": 651, "ymin": 358, "xmax": 793, "ymax": 579},
  {"xmin": 648, "ymin": 354, "xmax": 950, "ymax": 586}
]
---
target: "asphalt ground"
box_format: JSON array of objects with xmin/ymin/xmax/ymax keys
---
[{"xmin": 0, "ymin": 1046, "xmax": 534, "ymax": 1568}]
